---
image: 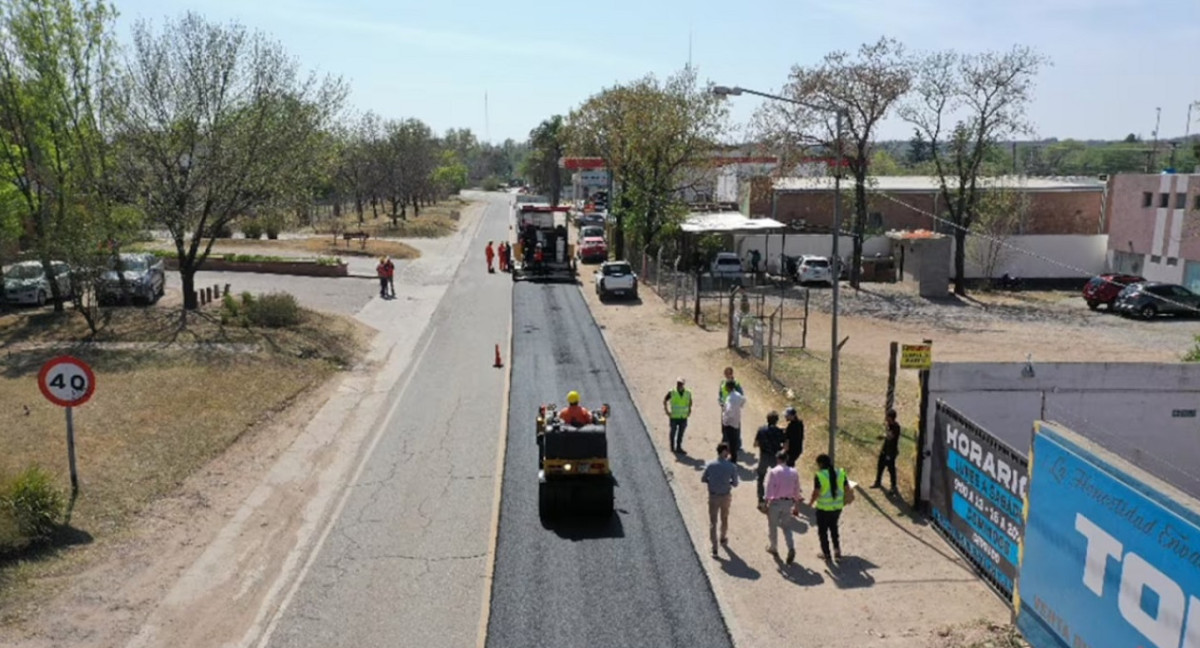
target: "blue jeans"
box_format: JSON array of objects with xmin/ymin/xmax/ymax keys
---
[{"xmin": 669, "ymin": 418, "xmax": 688, "ymax": 450}]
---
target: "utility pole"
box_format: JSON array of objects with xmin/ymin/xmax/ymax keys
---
[{"xmin": 1152, "ymin": 106, "xmax": 1162, "ymax": 171}]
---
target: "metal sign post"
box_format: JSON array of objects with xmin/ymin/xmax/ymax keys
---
[{"xmin": 38, "ymin": 356, "xmax": 96, "ymax": 495}]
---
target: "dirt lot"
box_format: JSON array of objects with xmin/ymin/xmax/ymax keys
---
[
  {"xmin": 581, "ymin": 271, "xmax": 1193, "ymax": 647},
  {"xmin": 0, "ymin": 302, "xmax": 370, "ymax": 627}
]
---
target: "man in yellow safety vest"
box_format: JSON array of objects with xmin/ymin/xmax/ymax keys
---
[
  {"xmin": 662, "ymin": 377, "xmax": 693, "ymax": 454},
  {"xmin": 808, "ymin": 453, "xmax": 848, "ymax": 562}
]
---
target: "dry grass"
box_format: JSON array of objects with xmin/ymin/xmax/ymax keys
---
[
  {"xmin": 320, "ymin": 199, "xmax": 466, "ymax": 239},
  {"xmin": 204, "ymin": 236, "xmax": 419, "ymax": 260},
  {"xmin": 0, "ymin": 305, "xmax": 367, "ymax": 597}
]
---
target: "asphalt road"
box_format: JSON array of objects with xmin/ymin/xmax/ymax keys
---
[
  {"xmin": 485, "ymin": 282, "xmax": 732, "ymax": 648},
  {"xmin": 261, "ymin": 195, "xmax": 512, "ymax": 648}
]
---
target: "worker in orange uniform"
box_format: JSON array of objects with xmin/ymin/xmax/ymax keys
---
[
  {"xmin": 375, "ymin": 257, "xmax": 389, "ymax": 298},
  {"xmin": 558, "ymin": 391, "xmax": 593, "ymax": 427},
  {"xmin": 497, "ymin": 241, "xmax": 509, "ymax": 272},
  {"xmin": 485, "ymin": 241, "xmax": 495, "ymax": 273}
]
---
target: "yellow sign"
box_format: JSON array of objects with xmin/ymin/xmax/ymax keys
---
[{"xmin": 900, "ymin": 344, "xmax": 932, "ymax": 369}]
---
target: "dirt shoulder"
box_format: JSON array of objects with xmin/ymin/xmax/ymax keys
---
[{"xmin": 581, "ymin": 275, "xmax": 1023, "ymax": 647}]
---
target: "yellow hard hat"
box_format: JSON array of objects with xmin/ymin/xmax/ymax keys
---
[{"xmin": 567, "ymin": 390, "xmax": 580, "ymax": 405}]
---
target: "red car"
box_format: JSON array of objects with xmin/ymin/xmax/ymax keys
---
[
  {"xmin": 577, "ymin": 236, "xmax": 607, "ymax": 263},
  {"xmin": 1083, "ymin": 273, "xmax": 1145, "ymax": 310}
]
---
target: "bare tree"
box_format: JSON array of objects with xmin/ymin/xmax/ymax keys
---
[
  {"xmin": 114, "ymin": 12, "xmax": 346, "ymax": 310},
  {"xmin": 967, "ymin": 181, "xmax": 1029, "ymax": 282},
  {"xmin": 900, "ymin": 45, "xmax": 1047, "ymax": 295},
  {"xmin": 756, "ymin": 37, "xmax": 912, "ymax": 287}
]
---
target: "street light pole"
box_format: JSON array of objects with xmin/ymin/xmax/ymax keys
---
[{"xmin": 712, "ymin": 83, "xmax": 845, "ymax": 468}]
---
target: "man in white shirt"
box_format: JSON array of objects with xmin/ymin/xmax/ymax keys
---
[{"xmin": 721, "ymin": 379, "xmax": 747, "ymax": 462}]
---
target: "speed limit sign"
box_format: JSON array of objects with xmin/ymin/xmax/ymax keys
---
[{"xmin": 38, "ymin": 356, "xmax": 96, "ymax": 408}]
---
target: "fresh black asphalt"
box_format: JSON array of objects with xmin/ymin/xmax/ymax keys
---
[{"xmin": 485, "ymin": 282, "xmax": 733, "ymax": 648}]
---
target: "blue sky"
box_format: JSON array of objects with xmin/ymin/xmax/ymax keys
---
[{"xmin": 112, "ymin": 0, "xmax": 1200, "ymax": 145}]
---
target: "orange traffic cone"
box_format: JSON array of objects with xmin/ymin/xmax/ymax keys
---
[{"xmin": 494, "ymin": 344, "xmax": 504, "ymax": 368}]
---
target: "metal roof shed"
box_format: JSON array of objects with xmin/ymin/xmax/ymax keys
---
[{"xmin": 680, "ymin": 211, "xmax": 786, "ymax": 234}]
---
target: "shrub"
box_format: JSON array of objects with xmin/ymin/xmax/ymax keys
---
[
  {"xmin": 3, "ymin": 466, "xmax": 65, "ymax": 547},
  {"xmin": 315, "ymin": 256, "xmax": 343, "ymax": 266},
  {"xmin": 1185, "ymin": 335, "xmax": 1200, "ymax": 362},
  {"xmin": 263, "ymin": 213, "xmax": 286, "ymax": 240},
  {"xmin": 481, "ymin": 175, "xmax": 502, "ymax": 191},
  {"xmin": 241, "ymin": 219, "xmax": 264, "ymax": 240},
  {"xmin": 245, "ymin": 292, "xmax": 301, "ymax": 328}
]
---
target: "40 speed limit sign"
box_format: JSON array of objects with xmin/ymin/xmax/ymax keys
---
[{"xmin": 38, "ymin": 355, "xmax": 96, "ymax": 408}]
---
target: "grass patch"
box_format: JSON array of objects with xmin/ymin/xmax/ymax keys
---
[
  {"xmin": 323, "ymin": 199, "xmax": 465, "ymax": 239},
  {"xmin": 289, "ymin": 237, "xmax": 419, "ymax": 260},
  {"xmin": 0, "ymin": 304, "xmax": 368, "ymax": 606}
]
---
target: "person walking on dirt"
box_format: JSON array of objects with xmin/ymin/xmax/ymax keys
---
[
  {"xmin": 809, "ymin": 454, "xmax": 849, "ymax": 562},
  {"xmin": 720, "ymin": 379, "xmax": 746, "ymax": 462},
  {"xmin": 764, "ymin": 450, "xmax": 801, "ymax": 565},
  {"xmin": 754, "ymin": 411, "xmax": 786, "ymax": 510},
  {"xmin": 663, "ymin": 377, "xmax": 693, "ymax": 454},
  {"xmin": 701, "ymin": 442, "xmax": 738, "ymax": 557},
  {"xmin": 383, "ymin": 256, "xmax": 396, "ymax": 297},
  {"xmin": 376, "ymin": 257, "xmax": 389, "ymax": 298},
  {"xmin": 872, "ymin": 409, "xmax": 901, "ymax": 495},
  {"xmin": 784, "ymin": 406, "xmax": 805, "ymax": 468},
  {"xmin": 485, "ymin": 241, "xmax": 496, "ymax": 273},
  {"xmin": 717, "ymin": 366, "xmax": 744, "ymax": 407}
]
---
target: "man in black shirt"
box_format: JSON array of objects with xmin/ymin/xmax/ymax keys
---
[
  {"xmin": 783, "ymin": 406, "xmax": 804, "ymax": 468},
  {"xmin": 753, "ymin": 410, "xmax": 786, "ymax": 509},
  {"xmin": 872, "ymin": 408, "xmax": 901, "ymax": 495}
]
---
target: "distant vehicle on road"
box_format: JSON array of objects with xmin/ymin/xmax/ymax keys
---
[
  {"xmin": 577, "ymin": 212, "xmax": 606, "ymax": 227},
  {"xmin": 795, "ymin": 255, "xmax": 833, "ymax": 285},
  {"xmin": 577, "ymin": 236, "xmax": 608, "ymax": 264},
  {"xmin": 4, "ymin": 260, "xmax": 72, "ymax": 306},
  {"xmin": 579, "ymin": 225, "xmax": 605, "ymax": 240},
  {"xmin": 511, "ymin": 205, "xmax": 576, "ymax": 283},
  {"xmin": 594, "ymin": 260, "xmax": 638, "ymax": 301},
  {"xmin": 1113, "ymin": 281, "xmax": 1200, "ymax": 319},
  {"xmin": 96, "ymin": 252, "xmax": 166, "ymax": 305},
  {"xmin": 1083, "ymin": 273, "xmax": 1145, "ymax": 310}
]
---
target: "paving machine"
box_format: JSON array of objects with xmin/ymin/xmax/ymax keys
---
[
  {"xmin": 536, "ymin": 402, "xmax": 614, "ymax": 518},
  {"xmin": 512, "ymin": 204, "xmax": 576, "ymax": 282}
]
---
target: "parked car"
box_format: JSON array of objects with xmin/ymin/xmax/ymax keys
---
[
  {"xmin": 580, "ymin": 225, "xmax": 605, "ymax": 241},
  {"xmin": 577, "ymin": 236, "xmax": 608, "ymax": 263},
  {"xmin": 96, "ymin": 252, "xmax": 166, "ymax": 304},
  {"xmin": 796, "ymin": 255, "xmax": 833, "ymax": 285},
  {"xmin": 3, "ymin": 260, "xmax": 72, "ymax": 306},
  {"xmin": 578, "ymin": 212, "xmax": 606, "ymax": 227},
  {"xmin": 710, "ymin": 252, "xmax": 743, "ymax": 280},
  {"xmin": 594, "ymin": 260, "xmax": 637, "ymax": 300},
  {"xmin": 1083, "ymin": 273, "xmax": 1145, "ymax": 310},
  {"xmin": 1113, "ymin": 282, "xmax": 1200, "ymax": 319}
]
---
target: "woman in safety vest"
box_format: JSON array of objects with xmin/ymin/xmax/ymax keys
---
[{"xmin": 808, "ymin": 453, "xmax": 847, "ymax": 562}]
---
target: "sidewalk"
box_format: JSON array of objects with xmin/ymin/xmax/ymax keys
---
[{"xmin": 580, "ymin": 282, "xmax": 1010, "ymax": 647}]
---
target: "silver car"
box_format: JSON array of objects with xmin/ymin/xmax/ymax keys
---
[
  {"xmin": 96, "ymin": 253, "xmax": 166, "ymax": 304},
  {"xmin": 4, "ymin": 260, "xmax": 73, "ymax": 306}
]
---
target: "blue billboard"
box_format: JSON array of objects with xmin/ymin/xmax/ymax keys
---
[
  {"xmin": 1015, "ymin": 421, "xmax": 1200, "ymax": 648},
  {"xmin": 929, "ymin": 401, "xmax": 1028, "ymax": 598}
]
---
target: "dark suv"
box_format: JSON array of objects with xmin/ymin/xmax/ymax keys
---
[
  {"xmin": 1113, "ymin": 282, "xmax": 1200, "ymax": 319},
  {"xmin": 1083, "ymin": 273, "xmax": 1144, "ymax": 310}
]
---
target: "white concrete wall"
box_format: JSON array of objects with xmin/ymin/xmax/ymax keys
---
[
  {"xmin": 921, "ymin": 362, "xmax": 1200, "ymax": 502},
  {"xmin": 735, "ymin": 234, "xmax": 891, "ymax": 274},
  {"xmin": 950, "ymin": 234, "xmax": 1108, "ymax": 279}
]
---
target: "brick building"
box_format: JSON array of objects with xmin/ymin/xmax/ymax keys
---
[
  {"xmin": 1105, "ymin": 173, "xmax": 1200, "ymax": 290},
  {"xmin": 743, "ymin": 176, "xmax": 1108, "ymax": 235}
]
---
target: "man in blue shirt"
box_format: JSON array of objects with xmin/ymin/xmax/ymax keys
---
[{"xmin": 701, "ymin": 442, "xmax": 739, "ymax": 557}]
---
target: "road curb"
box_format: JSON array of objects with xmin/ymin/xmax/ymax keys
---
[
  {"xmin": 578, "ymin": 283, "xmax": 743, "ymax": 648},
  {"xmin": 475, "ymin": 277, "xmax": 515, "ymax": 648}
]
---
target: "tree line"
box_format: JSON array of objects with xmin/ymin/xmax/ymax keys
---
[
  {"xmin": 0, "ymin": 0, "xmax": 524, "ymax": 320},
  {"xmin": 525, "ymin": 37, "xmax": 1063, "ymax": 295}
]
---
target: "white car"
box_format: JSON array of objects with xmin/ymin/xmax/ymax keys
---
[
  {"xmin": 4, "ymin": 260, "xmax": 73, "ymax": 306},
  {"xmin": 594, "ymin": 260, "xmax": 638, "ymax": 301},
  {"xmin": 710, "ymin": 252, "xmax": 743, "ymax": 280},
  {"xmin": 796, "ymin": 255, "xmax": 833, "ymax": 285}
]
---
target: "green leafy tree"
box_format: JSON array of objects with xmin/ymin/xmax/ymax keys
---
[
  {"xmin": 432, "ymin": 150, "xmax": 468, "ymax": 198},
  {"xmin": 114, "ymin": 13, "xmax": 346, "ymax": 310},
  {"xmin": 524, "ymin": 115, "xmax": 568, "ymax": 206},
  {"xmin": 901, "ymin": 45, "xmax": 1048, "ymax": 295},
  {"xmin": 569, "ymin": 66, "xmax": 727, "ymax": 258},
  {"xmin": 907, "ymin": 128, "xmax": 931, "ymax": 166}
]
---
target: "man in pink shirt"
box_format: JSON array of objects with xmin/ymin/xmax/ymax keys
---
[{"xmin": 764, "ymin": 450, "xmax": 802, "ymax": 564}]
